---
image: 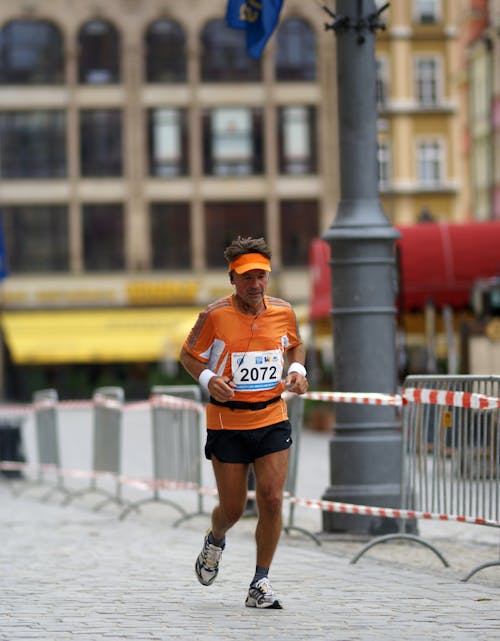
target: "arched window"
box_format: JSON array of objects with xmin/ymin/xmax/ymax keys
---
[
  {"xmin": 200, "ymin": 19, "xmax": 261, "ymax": 82},
  {"xmin": 275, "ymin": 18, "xmax": 316, "ymax": 81},
  {"xmin": 78, "ymin": 19, "xmax": 120, "ymax": 84},
  {"xmin": 145, "ymin": 19, "xmax": 186, "ymax": 83},
  {"xmin": 0, "ymin": 19, "xmax": 64, "ymax": 84}
]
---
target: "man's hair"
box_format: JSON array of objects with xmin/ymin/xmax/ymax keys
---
[{"xmin": 224, "ymin": 236, "xmax": 271, "ymax": 264}]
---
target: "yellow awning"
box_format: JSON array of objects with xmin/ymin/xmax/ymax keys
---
[{"xmin": 1, "ymin": 308, "xmax": 200, "ymax": 365}]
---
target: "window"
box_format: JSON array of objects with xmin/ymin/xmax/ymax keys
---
[
  {"xmin": 80, "ymin": 109, "xmax": 122, "ymax": 177},
  {"xmin": 82, "ymin": 204, "xmax": 124, "ymax": 271},
  {"xmin": 377, "ymin": 141, "xmax": 391, "ymax": 190},
  {"xmin": 150, "ymin": 203, "xmax": 191, "ymax": 269},
  {"xmin": 78, "ymin": 20, "xmax": 120, "ymax": 84},
  {"xmin": 200, "ymin": 19, "xmax": 261, "ymax": 82},
  {"xmin": 280, "ymin": 200, "xmax": 319, "ymax": 267},
  {"xmin": 203, "ymin": 107, "xmax": 263, "ymax": 176},
  {"xmin": 145, "ymin": 19, "xmax": 186, "ymax": 83},
  {"xmin": 0, "ymin": 19, "xmax": 64, "ymax": 84},
  {"xmin": 205, "ymin": 202, "xmax": 265, "ymax": 267},
  {"xmin": 415, "ymin": 57, "xmax": 440, "ymax": 106},
  {"xmin": 275, "ymin": 19, "xmax": 316, "ymax": 81},
  {"xmin": 2, "ymin": 205, "xmax": 69, "ymax": 273},
  {"xmin": 414, "ymin": 0, "xmax": 440, "ymax": 24},
  {"xmin": 0, "ymin": 110, "xmax": 66, "ymax": 178},
  {"xmin": 376, "ymin": 58, "xmax": 389, "ymax": 109},
  {"xmin": 417, "ymin": 140, "xmax": 443, "ymax": 186},
  {"xmin": 278, "ymin": 106, "xmax": 317, "ymax": 175},
  {"xmin": 148, "ymin": 108, "xmax": 188, "ymax": 177}
]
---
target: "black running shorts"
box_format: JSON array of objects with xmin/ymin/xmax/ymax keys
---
[{"xmin": 204, "ymin": 420, "xmax": 292, "ymax": 464}]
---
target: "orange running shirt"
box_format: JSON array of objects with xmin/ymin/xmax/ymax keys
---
[{"xmin": 183, "ymin": 294, "xmax": 302, "ymax": 430}]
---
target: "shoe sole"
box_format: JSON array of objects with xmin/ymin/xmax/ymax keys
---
[{"xmin": 245, "ymin": 597, "xmax": 283, "ymax": 609}]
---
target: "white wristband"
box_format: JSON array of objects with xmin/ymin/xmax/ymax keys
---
[
  {"xmin": 198, "ymin": 369, "xmax": 217, "ymax": 392},
  {"xmin": 288, "ymin": 362, "xmax": 307, "ymax": 378}
]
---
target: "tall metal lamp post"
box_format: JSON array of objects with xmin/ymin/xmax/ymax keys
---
[{"xmin": 321, "ymin": 1, "xmax": 402, "ymax": 534}]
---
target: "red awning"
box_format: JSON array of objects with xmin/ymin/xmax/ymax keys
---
[{"xmin": 309, "ymin": 221, "xmax": 500, "ymax": 319}]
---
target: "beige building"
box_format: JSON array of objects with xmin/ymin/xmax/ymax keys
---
[
  {"xmin": 0, "ymin": 0, "xmax": 338, "ymax": 314},
  {"xmin": 376, "ymin": 0, "xmax": 463, "ymax": 224},
  {"xmin": 461, "ymin": 0, "xmax": 500, "ymax": 220},
  {"xmin": 0, "ymin": 0, "xmax": 339, "ymax": 396},
  {"xmin": 0, "ymin": 0, "xmax": 469, "ymax": 396}
]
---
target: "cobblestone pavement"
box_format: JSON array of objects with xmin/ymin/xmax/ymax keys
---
[{"xmin": 1, "ymin": 480, "xmax": 498, "ymax": 641}]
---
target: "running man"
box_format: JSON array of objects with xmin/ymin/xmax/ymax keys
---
[{"xmin": 180, "ymin": 236, "xmax": 308, "ymax": 609}]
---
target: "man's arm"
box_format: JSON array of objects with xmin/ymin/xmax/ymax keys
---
[
  {"xmin": 179, "ymin": 346, "xmax": 236, "ymax": 402},
  {"xmin": 179, "ymin": 346, "xmax": 208, "ymax": 380},
  {"xmin": 284, "ymin": 343, "xmax": 308, "ymax": 394}
]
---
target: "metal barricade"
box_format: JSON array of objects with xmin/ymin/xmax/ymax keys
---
[
  {"xmin": 120, "ymin": 385, "xmax": 207, "ymax": 524},
  {"xmin": 403, "ymin": 375, "xmax": 499, "ymax": 580},
  {"xmin": 283, "ymin": 393, "xmax": 321, "ymax": 543},
  {"xmin": 401, "ymin": 375, "xmax": 499, "ymax": 525},
  {"xmin": 7, "ymin": 389, "xmax": 60, "ymax": 496},
  {"xmin": 64, "ymin": 387, "xmax": 126, "ymax": 510},
  {"xmin": 31, "ymin": 389, "xmax": 71, "ymax": 501},
  {"xmin": 353, "ymin": 375, "xmax": 500, "ymax": 580}
]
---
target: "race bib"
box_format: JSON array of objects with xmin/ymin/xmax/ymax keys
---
[{"xmin": 231, "ymin": 349, "xmax": 283, "ymax": 392}]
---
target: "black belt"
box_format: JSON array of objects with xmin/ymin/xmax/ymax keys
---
[{"xmin": 209, "ymin": 395, "xmax": 282, "ymax": 411}]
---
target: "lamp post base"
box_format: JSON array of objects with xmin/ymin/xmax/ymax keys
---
[{"xmin": 321, "ymin": 427, "xmax": 417, "ymax": 535}]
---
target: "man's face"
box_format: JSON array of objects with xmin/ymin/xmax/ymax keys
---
[{"xmin": 232, "ymin": 269, "xmax": 270, "ymax": 308}]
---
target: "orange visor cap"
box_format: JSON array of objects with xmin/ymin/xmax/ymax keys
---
[{"xmin": 229, "ymin": 253, "xmax": 272, "ymax": 274}]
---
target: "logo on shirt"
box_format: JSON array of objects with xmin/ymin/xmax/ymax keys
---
[{"xmin": 255, "ymin": 353, "xmax": 279, "ymax": 365}]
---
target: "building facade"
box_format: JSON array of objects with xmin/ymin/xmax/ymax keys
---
[
  {"xmin": 0, "ymin": 0, "xmax": 339, "ymax": 315},
  {"xmin": 460, "ymin": 0, "xmax": 500, "ymax": 220},
  {"xmin": 375, "ymin": 0, "xmax": 463, "ymax": 224},
  {"xmin": 0, "ymin": 0, "xmax": 480, "ymax": 396},
  {"xmin": 0, "ymin": 0, "xmax": 341, "ymax": 397}
]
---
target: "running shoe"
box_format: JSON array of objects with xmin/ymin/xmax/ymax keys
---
[
  {"xmin": 195, "ymin": 530, "xmax": 224, "ymax": 586},
  {"xmin": 245, "ymin": 577, "xmax": 283, "ymax": 609}
]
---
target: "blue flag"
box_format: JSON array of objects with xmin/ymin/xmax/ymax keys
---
[{"xmin": 226, "ymin": 0, "xmax": 284, "ymax": 59}]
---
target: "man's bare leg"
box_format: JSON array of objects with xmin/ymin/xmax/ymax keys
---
[
  {"xmin": 253, "ymin": 449, "xmax": 289, "ymax": 568},
  {"xmin": 210, "ymin": 457, "xmax": 249, "ymax": 540}
]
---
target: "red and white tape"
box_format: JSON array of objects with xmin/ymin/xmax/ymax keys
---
[
  {"xmin": 150, "ymin": 394, "xmax": 205, "ymax": 415},
  {"xmin": 300, "ymin": 390, "xmax": 402, "ymax": 406},
  {"xmin": 2, "ymin": 386, "xmax": 500, "ymax": 418},
  {"xmin": 403, "ymin": 387, "xmax": 500, "ymax": 410},
  {"xmin": 289, "ymin": 496, "xmax": 499, "ymax": 528},
  {"xmin": 3, "ymin": 458, "xmax": 497, "ymax": 528},
  {"xmin": 301, "ymin": 387, "xmax": 500, "ymax": 410},
  {"xmin": 119, "ymin": 477, "xmax": 200, "ymax": 492}
]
